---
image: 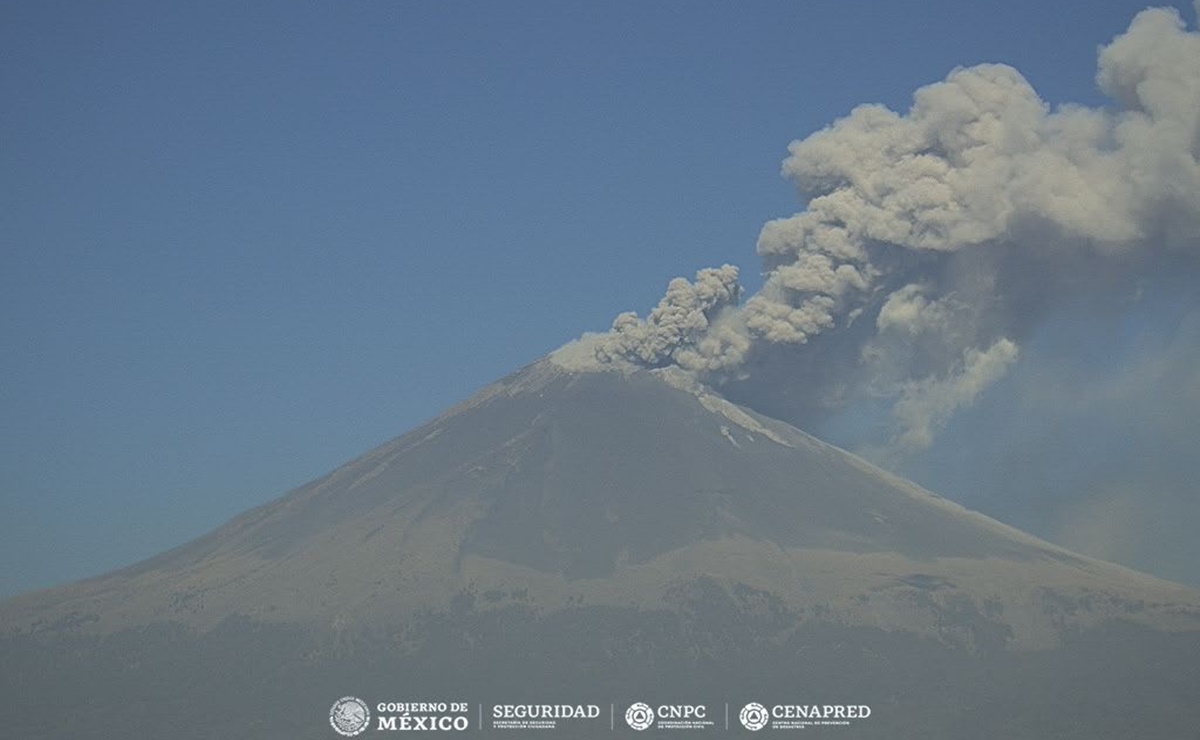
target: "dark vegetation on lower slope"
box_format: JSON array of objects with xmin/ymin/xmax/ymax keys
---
[{"xmin": 4, "ymin": 588, "xmax": 1199, "ymax": 739}]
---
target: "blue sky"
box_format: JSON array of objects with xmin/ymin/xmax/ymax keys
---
[{"xmin": 3, "ymin": 0, "xmax": 1197, "ymax": 597}]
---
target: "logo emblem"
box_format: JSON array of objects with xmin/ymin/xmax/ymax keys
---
[
  {"xmin": 625, "ymin": 702, "xmax": 654, "ymax": 731},
  {"xmin": 739, "ymin": 702, "xmax": 769, "ymax": 731},
  {"xmin": 329, "ymin": 696, "xmax": 371, "ymax": 737}
]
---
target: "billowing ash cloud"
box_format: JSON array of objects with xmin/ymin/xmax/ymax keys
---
[
  {"xmin": 594, "ymin": 264, "xmax": 745, "ymax": 372},
  {"xmin": 595, "ymin": 5, "xmax": 1200, "ymax": 450}
]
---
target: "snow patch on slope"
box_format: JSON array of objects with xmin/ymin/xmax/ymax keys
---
[{"xmin": 653, "ymin": 367, "xmax": 794, "ymax": 448}]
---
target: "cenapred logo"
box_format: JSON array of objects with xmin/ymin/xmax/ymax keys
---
[
  {"xmin": 329, "ymin": 696, "xmax": 371, "ymax": 737},
  {"xmin": 625, "ymin": 702, "xmax": 654, "ymax": 731},
  {"xmin": 739, "ymin": 702, "xmax": 770, "ymax": 731}
]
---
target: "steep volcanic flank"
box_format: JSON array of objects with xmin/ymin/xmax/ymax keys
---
[{"xmin": 3, "ymin": 357, "xmax": 1200, "ymax": 738}]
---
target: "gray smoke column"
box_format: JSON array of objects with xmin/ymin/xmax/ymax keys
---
[
  {"xmin": 595, "ymin": 5, "xmax": 1200, "ymax": 450},
  {"xmin": 594, "ymin": 264, "xmax": 745, "ymax": 372}
]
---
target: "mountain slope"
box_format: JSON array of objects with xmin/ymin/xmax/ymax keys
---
[
  {"xmin": 4, "ymin": 357, "xmax": 1196, "ymax": 642},
  {"xmin": 2, "ymin": 354, "xmax": 1199, "ymax": 738}
]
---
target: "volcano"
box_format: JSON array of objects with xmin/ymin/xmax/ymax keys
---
[{"xmin": 3, "ymin": 350, "xmax": 1199, "ymax": 738}]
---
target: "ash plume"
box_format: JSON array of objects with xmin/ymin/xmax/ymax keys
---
[
  {"xmin": 595, "ymin": 5, "xmax": 1200, "ymax": 450},
  {"xmin": 594, "ymin": 264, "xmax": 745, "ymax": 372}
]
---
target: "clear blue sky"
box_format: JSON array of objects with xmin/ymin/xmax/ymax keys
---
[{"xmin": 3, "ymin": 0, "xmax": 1196, "ymax": 597}]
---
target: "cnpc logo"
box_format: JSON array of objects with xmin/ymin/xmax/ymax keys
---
[{"xmin": 624, "ymin": 702, "xmax": 708, "ymax": 730}]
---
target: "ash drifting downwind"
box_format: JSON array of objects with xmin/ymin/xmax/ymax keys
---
[{"xmin": 589, "ymin": 5, "xmax": 1200, "ymax": 453}]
